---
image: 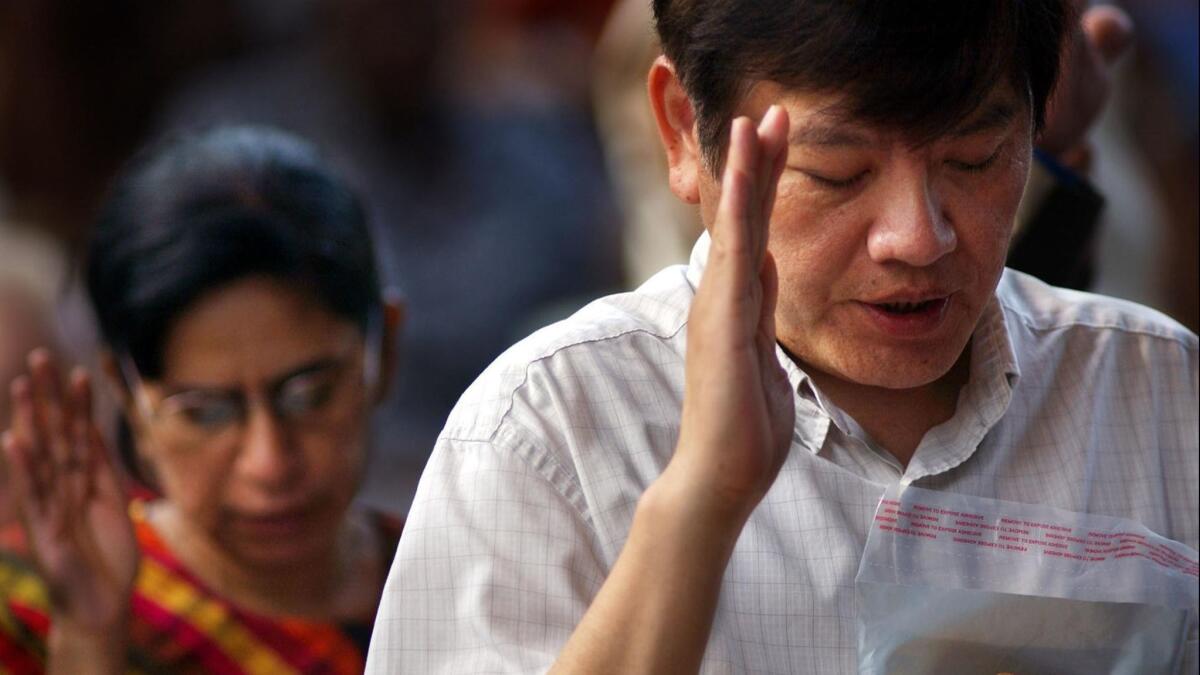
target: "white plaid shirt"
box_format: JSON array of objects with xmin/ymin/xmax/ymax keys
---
[{"xmin": 367, "ymin": 233, "xmax": 1199, "ymax": 674}]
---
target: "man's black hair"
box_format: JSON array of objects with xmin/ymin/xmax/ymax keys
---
[{"xmin": 652, "ymin": 0, "xmax": 1075, "ymax": 170}]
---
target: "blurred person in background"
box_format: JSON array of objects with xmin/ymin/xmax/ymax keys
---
[
  {"xmin": 1, "ymin": 126, "xmax": 403, "ymax": 674},
  {"xmin": 156, "ymin": 0, "xmax": 624, "ymax": 514},
  {"xmin": 1092, "ymin": 0, "xmax": 1198, "ymax": 331}
]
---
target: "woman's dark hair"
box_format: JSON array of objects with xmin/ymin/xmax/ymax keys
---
[
  {"xmin": 87, "ymin": 125, "xmax": 381, "ymax": 379},
  {"xmin": 652, "ymin": 0, "xmax": 1075, "ymax": 170}
]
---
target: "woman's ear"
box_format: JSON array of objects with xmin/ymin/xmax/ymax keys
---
[
  {"xmin": 99, "ymin": 350, "xmax": 150, "ymax": 448},
  {"xmin": 99, "ymin": 350, "xmax": 160, "ymax": 489},
  {"xmin": 648, "ymin": 55, "xmax": 704, "ymax": 205},
  {"xmin": 99, "ymin": 350, "xmax": 133, "ymax": 411},
  {"xmin": 375, "ymin": 291, "xmax": 406, "ymax": 404}
]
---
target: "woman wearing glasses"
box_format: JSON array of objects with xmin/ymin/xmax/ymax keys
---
[{"xmin": 0, "ymin": 126, "xmax": 403, "ymax": 674}]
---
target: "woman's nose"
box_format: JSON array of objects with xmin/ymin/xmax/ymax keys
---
[{"xmin": 237, "ymin": 404, "xmax": 300, "ymax": 488}]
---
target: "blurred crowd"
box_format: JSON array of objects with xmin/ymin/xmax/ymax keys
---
[{"xmin": 1, "ymin": 0, "xmax": 1196, "ymax": 518}]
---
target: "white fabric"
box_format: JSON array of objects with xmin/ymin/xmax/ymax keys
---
[{"xmin": 367, "ymin": 232, "xmax": 1199, "ymax": 674}]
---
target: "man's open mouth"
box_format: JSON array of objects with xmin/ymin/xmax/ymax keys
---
[{"xmin": 874, "ymin": 300, "xmax": 940, "ymax": 315}]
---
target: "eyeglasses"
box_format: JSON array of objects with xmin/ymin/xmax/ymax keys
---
[{"xmin": 120, "ymin": 312, "xmax": 383, "ymax": 450}]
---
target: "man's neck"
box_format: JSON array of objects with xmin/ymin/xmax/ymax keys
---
[{"xmin": 806, "ymin": 351, "xmax": 972, "ymax": 468}]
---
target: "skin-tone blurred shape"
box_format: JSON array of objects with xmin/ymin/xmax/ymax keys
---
[{"xmin": 0, "ymin": 285, "xmax": 57, "ymax": 542}]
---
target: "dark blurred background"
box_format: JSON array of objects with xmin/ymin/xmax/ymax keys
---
[{"xmin": 1, "ymin": 0, "xmax": 1195, "ymax": 514}]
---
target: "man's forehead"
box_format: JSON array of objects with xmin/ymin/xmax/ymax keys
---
[{"xmin": 746, "ymin": 82, "xmax": 1027, "ymax": 147}]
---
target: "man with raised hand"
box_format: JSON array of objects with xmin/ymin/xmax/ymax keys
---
[{"xmin": 367, "ymin": 2, "xmax": 1198, "ymax": 673}]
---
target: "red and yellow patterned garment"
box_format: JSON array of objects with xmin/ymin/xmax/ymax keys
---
[{"xmin": 0, "ymin": 502, "xmax": 395, "ymax": 675}]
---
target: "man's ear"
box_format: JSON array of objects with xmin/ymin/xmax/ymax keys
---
[
  {"xmin": 375, "ymin": 291, "xmax": 406, "ymax": 404},
  {"xmin": 648, "ymin": 55, "xmax": 704, "ymax": 204}
]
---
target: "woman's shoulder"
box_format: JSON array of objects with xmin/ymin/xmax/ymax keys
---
[
  {"xmin": 0, "ymin": 501, "xmax": 382, "ymax": 674},
  {"xmin": 134, "ymin": 500, "xmax": 375, "ymax": 672}
]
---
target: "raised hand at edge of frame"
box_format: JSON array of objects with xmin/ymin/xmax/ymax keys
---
[
  {"xmin": 1037, "ymin": 2, "xmax": 1134, "ymax": 171},
  {"xmin": 2, "ymin": 349, "xmax": 138, "ymax": 646}
]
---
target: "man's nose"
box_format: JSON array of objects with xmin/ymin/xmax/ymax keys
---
[
  {"xmin": 237, "ymin": 404, "xmax": 299, "ymax": 488},
  {"xmin": 866, "ymin": 173, "xmax": 957, "ymax": 267}
]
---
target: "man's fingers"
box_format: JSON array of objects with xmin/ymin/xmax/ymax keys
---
[
  {"xmin": 716, "ymin": 111, "xmax": 786, "ymax": 270},
  {"xmin": 753, "ymin": 107, "xmax": 779, "ymax": 208},
  {"xmin": 757, "ymin": 107, "xmax": 789, "ymax": 257},
  {"xmin": 755, "ymin": 106, "xmax": 789, "ymax": 194},
  {"xmin": 752, "ymin": 106, "xmax": 789, "ymax": 261},
  {"xmin": 756, "ymin": 251, "xmax": 780, "ymax": 350},
  {"xmin": 714, "ymin": 117, "xmax": 759, "ymax": 275},
  {"xmin": 1082, "ymin": 5, "xmax": 1133, "ymax": 65},
  {"xmin": 731, "ymin": 116, "xmax": 762, "ymax": 253}
]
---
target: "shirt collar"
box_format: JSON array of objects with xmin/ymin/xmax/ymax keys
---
[
  {"xmin": 899, "ymin": 294, "xmax": 1020, "ymax": 480},
  {"xmin": 685, "ymin": 230, "xmax": 711, "ymax": 291}
]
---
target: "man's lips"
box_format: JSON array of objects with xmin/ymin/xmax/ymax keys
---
[
  {"xmin": 871, "ymin": 298, "xmax": 943, "ymax": 314},
  {"xmin": 855, "ymin": 293, "xmax": 953, "ymax": 337},
  {"xmin": 861, "ymin": 288, "xmax": 955, "ymax": 306}
]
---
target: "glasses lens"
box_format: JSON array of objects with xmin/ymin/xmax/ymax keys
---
[
  {"xmin": 159, "ymin": 392, "xmax": 243, "ymax": 438},
  {"xmin": 274, "ymin": 370, "xmax": 337, "ymax": 419},
  {"xmin": 141, "ymin": 348, "xmax": 367, "ymax": 446}
]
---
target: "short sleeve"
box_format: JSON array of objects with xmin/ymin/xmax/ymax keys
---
[{"xmin": 366, "ymin": 434, "xmax": 607, "ymax": 674}]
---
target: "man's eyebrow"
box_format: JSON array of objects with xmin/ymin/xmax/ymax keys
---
[
  {"xmin": 950, "ymin": 101, "xmax": 1018, "ymax": 137},
  {"xmin": 788, "ymin": 122, "xmax": 873, "ymax": 148},
  {"xmin": 785, "ymin": 101, "xmax": 1017, "ymax": 147}
]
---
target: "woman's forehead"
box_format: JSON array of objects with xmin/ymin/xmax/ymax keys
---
[{"xmin": 158, "ymin": 277, "xmax": 361, "ymax": 386}]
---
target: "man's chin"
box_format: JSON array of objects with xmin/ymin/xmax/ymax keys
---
[
  {"xmin": 847, "ymin": 366, "xmax": 953, "ymax": 390},
  {"xmin": 812, "ymin": 342, "xmax": 968, "ymax": 392}
]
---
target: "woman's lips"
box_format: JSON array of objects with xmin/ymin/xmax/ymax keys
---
[
  {"xmin": 857, "ymin": 296, "xmax": 951, "ymax": 337},
  {"xmin": 233, "ymin": 508, "xmax": 314, "ymax": 537}
]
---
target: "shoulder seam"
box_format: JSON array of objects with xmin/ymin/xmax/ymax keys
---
[
  {"xmin": 488, "ymin": 318, "xmax": 688, "ymax": 444},
  {"xmin": 441, "ymin": 317, "xmax": 688, "ymax": 531},
  {"xmin": 999, "ymin": 298, "xmax": 1198, "ymax": 351}
]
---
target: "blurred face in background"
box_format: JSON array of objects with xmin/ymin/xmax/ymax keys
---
[{"xmin": 126, "ymin": 276, "xmax": 375, "ymax": 571}]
